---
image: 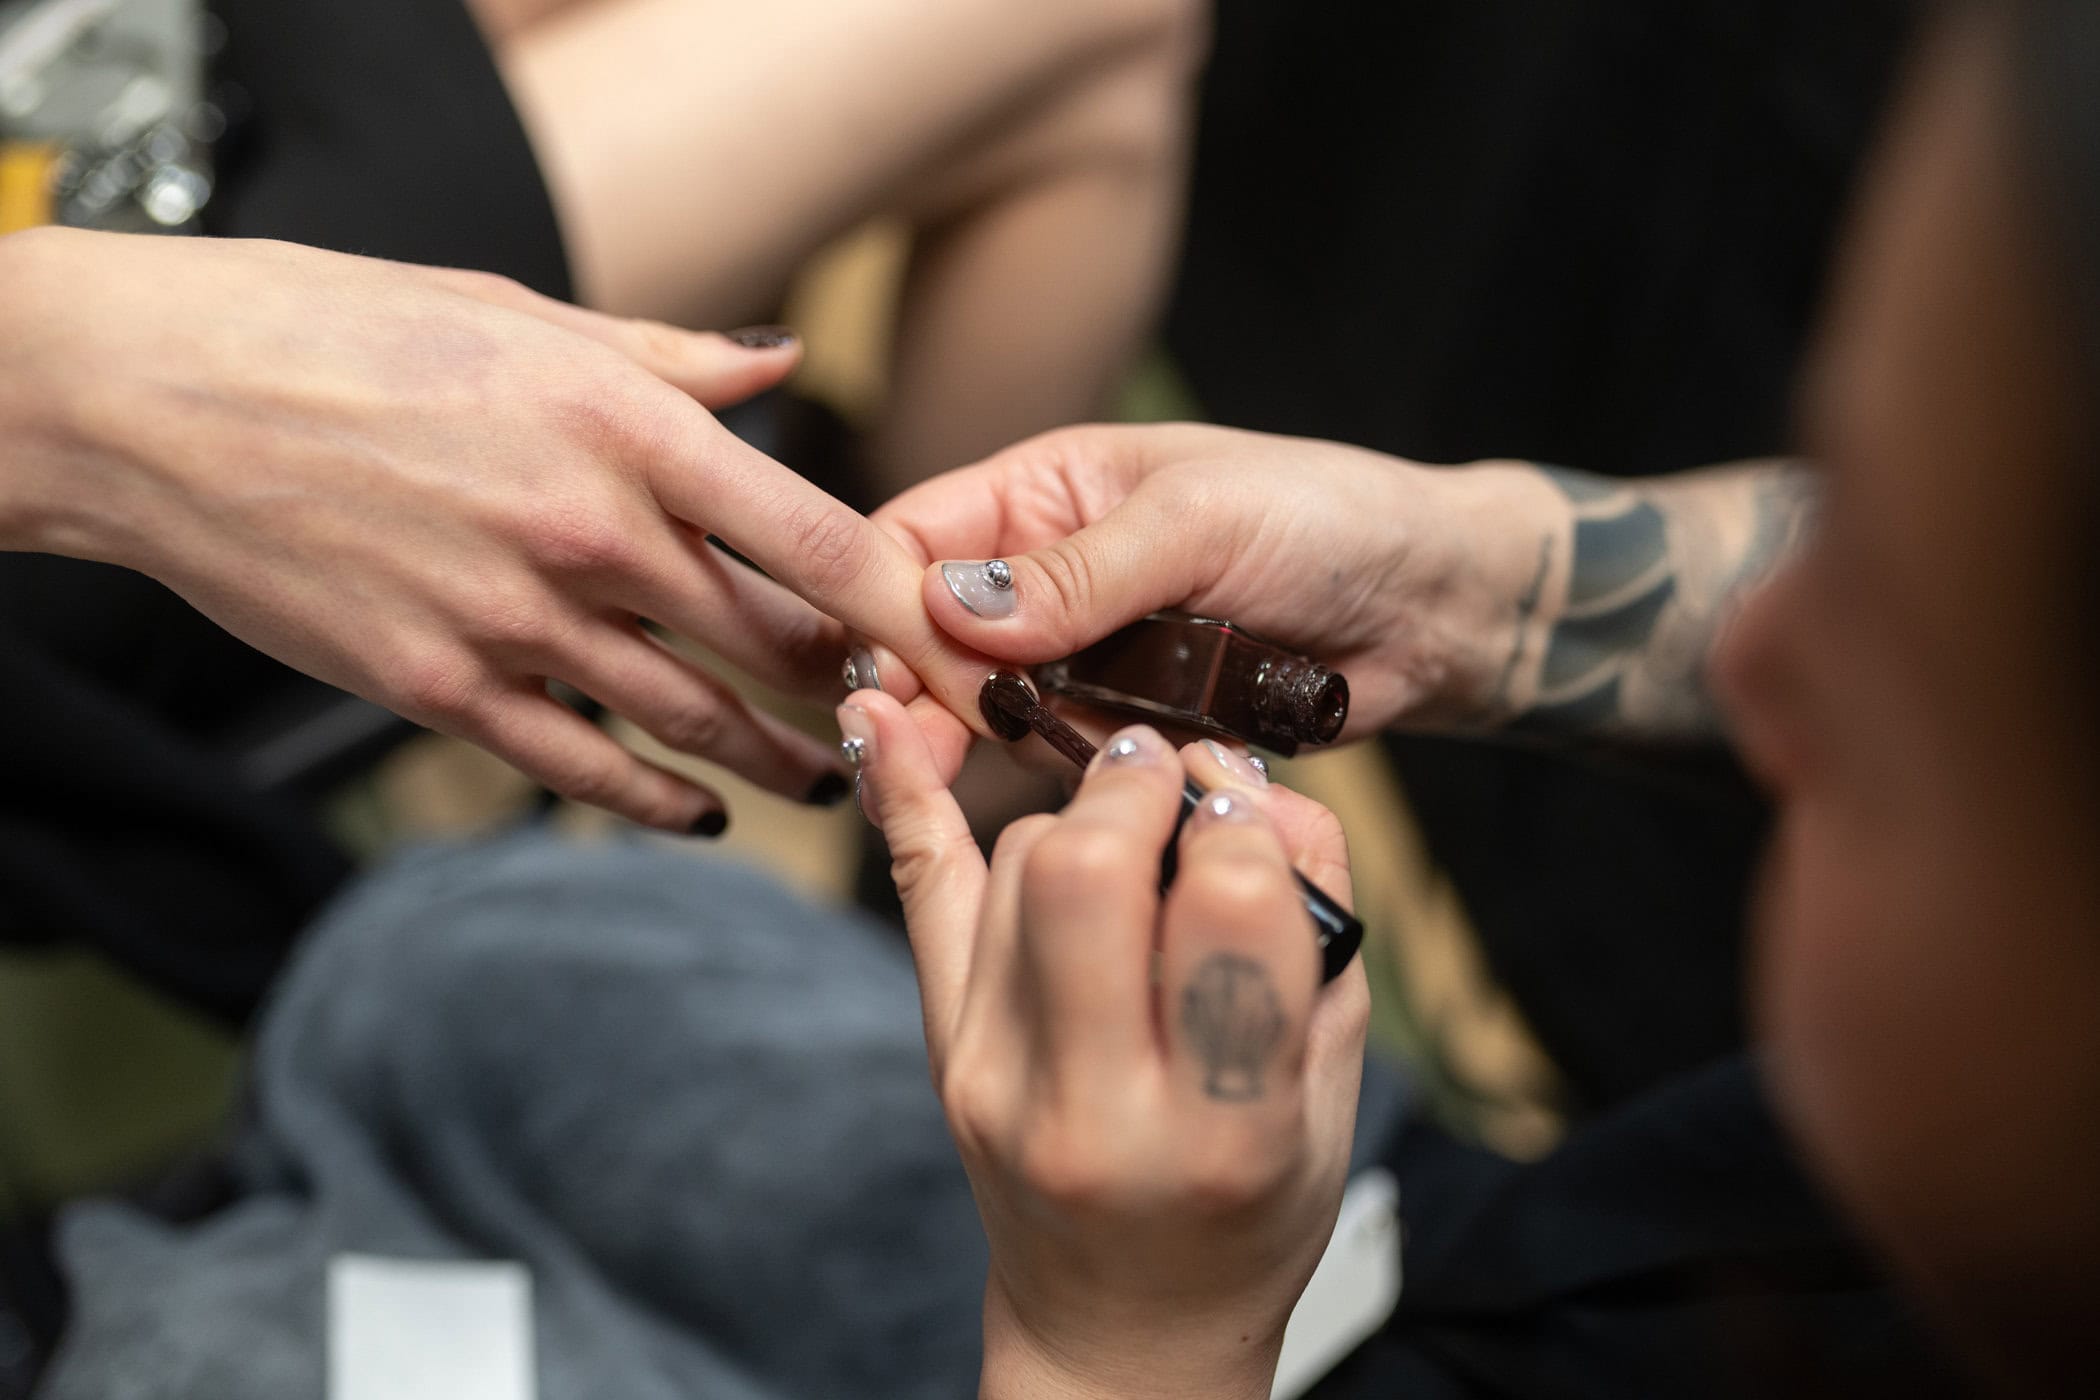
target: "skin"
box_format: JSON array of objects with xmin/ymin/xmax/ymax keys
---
[
  {"xmin": 465, "ymin": 0, "xmax": 1205, "ymax": 494},
  {"xmin": 0, "ymin": 229, "xmax": 1008, "ymax": 829},
  {"xmin": 871, "ymin": 423, "xmax": 1814, "ymax": 750},
  {"xmin": 1714, "ymin": 13, "xmax": 2100, "ymax": 1392},
  {"xmin": 847, "ymin": 693, "xmax": 1368, "ymax": 1400}
]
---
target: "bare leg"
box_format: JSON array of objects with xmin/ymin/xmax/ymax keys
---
[{"xmin": 468, "ymin": 0, "xmax": 1203, "ymax": 491}]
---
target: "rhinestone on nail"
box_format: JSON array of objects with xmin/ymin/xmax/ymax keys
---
[
  {"xmin": 983, "ymin": 559, "xmax": 1014, "ymax": 590},
  {"xmin": 840, "ymin": 736, "xmax": 867, "ymax": 769},
  {"xmin": 841, "ymin": 657, "xmax": 860, "ymax": 690},
  {"xmin": 1106, "ymin": 735, "xmax": 1143, "ymax": 762},
  {"xmin": 1246, "ymin": 754, "xmax": 1269, "ymax": 779}
]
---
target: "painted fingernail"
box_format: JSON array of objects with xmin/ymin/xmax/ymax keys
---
[
  {"xmin": 806, "ymin": 772, "xmax": 851, "ymax": 806},
  {"xmin": 1246, "ymin": 754, "xmax": 1269, "ymax": 780},
  {"xmin": 690, "ymin": 809, "xmax": 730, "ymax": 838},
  {"xmin": 837, "ymin": 704, "xmax": 875, "ymax": 770},
  {"xmin": 728, "ymin": 324, "xmax": 796, "ymax": 349},
  {"xmin": 1203, "ymin": 739, "xmax": 1269, "ymax": 787},
  {"xmin": 1191, "ymin": 788, "xmax": 1259, "ymax": 827},
  {"xmin": 842, "ymin": 645, "xmax": 882, "ymax": 693},
  {"xmin": 940, "ymin": 560, "xmax": 1017, "ymax": 619},
  {"xmin": 1095, "ymin": 724, "xmax": 1166, "ymax": 771}
]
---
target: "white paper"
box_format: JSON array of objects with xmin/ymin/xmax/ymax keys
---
[
  {"xmin": 328, "ymin": 1254, "xmax": 535, "ymax": 1400},
  {"xmin": 1272, "ymin": 1168, "xmax": 1403, "ymax": 1400}
]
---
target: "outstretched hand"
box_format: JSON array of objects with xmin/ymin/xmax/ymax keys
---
[{"xmin": 0, "ymin": 229, "xmax": 1012, "ymax": 829}]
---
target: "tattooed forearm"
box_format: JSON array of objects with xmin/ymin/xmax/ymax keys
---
[
  {"xmin": 1180, "ymin": 953, "xmax": 1286, "ymax": 1102},
  {"xmin": 1499, "ymin": 461, "xmax": 1816, "ymax": 739}
]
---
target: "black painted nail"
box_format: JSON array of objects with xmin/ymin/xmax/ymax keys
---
[
  {"xmin": 806, "ymin": 772, "xmax": 851, "ymax": 806},
  {"xmin": 690, "ymin": 809, "xmax": 730, "ymax": 838},
  {"xmin": 728, "ymin": 325, "xmax": 797, "ymax": 349}
]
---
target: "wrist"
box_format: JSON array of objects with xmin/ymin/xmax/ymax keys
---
[
  {"xmin": 979, "ymin": 1282, "xmax": 1279, "ymax": 1400},
  {"xmin": 1382, "ymin": 458, "xmax": 1572, "ymax": 727},
  {"xmin": 0, "ymin": 227, "xmax": 142, "ymax": 565}
]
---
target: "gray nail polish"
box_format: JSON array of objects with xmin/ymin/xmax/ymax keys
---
[
  {"xmin": 941, "ymin": 560, "xmax": 1018, "ymax": 619},
  {"xmin": 1246, "ymin": 754, "xmax": 1269, "ymax": 779},
  {"xmin": 846, "ymin": 646, "xmax": 882, "ymax": 693},
  {"xmin": 1203, "ymin": 739, "xmax": 1269, "ymax": 787},
  {"xmin": 728, "ymin": 325, "xmax": 796, "ymax": 349}
]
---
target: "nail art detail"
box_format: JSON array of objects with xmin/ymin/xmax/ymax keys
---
[
  {"xmin": 1246, "ymin": 754, "xmax": 1270, "ymax": 780},
  {"xmin": 1105, "ymin": 735, "xmax": 1144, "ymax": 763},
  {"xmin": 840, "ymin": 736, "xmax": 867, "ymax": 770},
  {"xmin": 1193, "ymin": 789, "xmax": 1258, "ymax": 825},
  {"xmin": 847, "ymin": 646, "xmax": 881, "ymax": 693},
  {"xmin": 1203, "ymin": 739, "xmax": 1269, "ymax": 787},
  {"xmin": 727, "ymin": 325, "xmax": 796, "ymax": 349},
  {"xmin": 941, "ymin": 561, "xmax": 1018, "ymax": 619},
  {"xmin": 841, "ymin": 657, "xmax": 859, "ymax": 691}
]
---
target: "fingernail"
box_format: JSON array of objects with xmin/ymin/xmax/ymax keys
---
[
  {"xmin": 1246, "ymin": 754, "xmax": 1269, "ymax": 780},
  {"xmin": 728, "ymin": 324, "xmax": 796, "ymax": 349},
  {"xmin": 805, "ymin": 772, "xmax": 850, "ymax": 806},
  {"xmin": 842, "ymin": 645, "xmax": 882, "ymax": 694},
  {"xmin": 1094, "ymin": 724, "xmax": 1166, "ymax": 772},
  {"xmin": 1191, "ymin": 788, "xmax": 1259, "ymax": 827},
  {"xmin": 837, "ymin": 704, "xmax": 875, "ymax": 771},
  {"xmin": 940, "ymin": 560, "xmax": 1017, "ymax": 619},
  {"xmin": 1203, "ymin": 739, "xmax": 1269, "ymax": 788},
  {"xmin": 690, "ymin": 809, "xmax": 730, "ymax": 838}
]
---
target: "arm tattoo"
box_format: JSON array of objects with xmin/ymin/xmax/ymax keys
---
[
  {"xmin": 1504, "ymin": 462, "xmax": 1815, "ymax": 739},
  {"xmin": 1179, "ymin": 953, "xmax": 1286, "ymax": 1102}
]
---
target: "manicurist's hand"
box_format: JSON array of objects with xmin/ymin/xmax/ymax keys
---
[
  {"xmin": 843, "ymin": 687, "xmax": 1369, "ymax": 1400},
  {"xmin": 873, "ymin": 422, "xmax": 1570, "ymax": 735},
  {"xmin": 0, "ymin": 228, "xmax": 999, "ymax": 830}
]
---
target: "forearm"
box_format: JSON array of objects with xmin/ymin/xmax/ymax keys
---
[{"xmin": 1436, "ymin": 458, "xmax": 1816, "ymax": 741}]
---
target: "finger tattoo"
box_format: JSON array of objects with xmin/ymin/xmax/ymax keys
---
[{"xmin": 1180, "ymin": 953, "xmax": 1287, "ymax": 1102}]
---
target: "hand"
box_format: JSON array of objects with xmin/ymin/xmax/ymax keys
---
[
  {"xmin": 0, "ymin": 228, "xmax": 997, "ymax": 830},
  {"xmin": 845, "ymin": 689, "xmax": 1369, "ymax": 1400},
  {"xmin": 873, "ymin": 422, "xmax": 1569, "ymax": 736}
]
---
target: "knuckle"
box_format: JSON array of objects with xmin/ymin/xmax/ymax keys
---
[
  {"xmin": 1180, "ymin": 1140, "xmax": 1288, "ymax": 1219},
  {"xmin": 780, "ymin": 499, "xmax": 876, "ymax": 599},
  {"xmin": 1028, "ymin": 538, "xmax": 1102, "ymax": 629},
  {"xmin": 1024, "ymin": 826, "xmax": 1134, "ymax": 900},
  {"xmin": 1176, "ymin": 854, "xmax": 1288, "ymax": 921},
  {"xmin": 551, "ymin": 748, "xmax": 628, "ymax": 809},
  {"xmin": 522, "ymin": 500, "xmax": 639, "ymax": 578},
  {"xmin": 659, "ymin": 701, "xmax": 734, "ymax": 755},
  {"xmin": 889, "ymin": 828, "xmax": 983, "ymax": 902},
  {"xmin": 1015, "ymin": 1130, "xmax": 1115, "ymax": 1215},
  {"xmin": 938, "ymin": 1062, "xmax": 1005, "ymax": 1158},
  {"xmin": 390, "ymin": 646, "xmax": 482, "ymax": 725}
]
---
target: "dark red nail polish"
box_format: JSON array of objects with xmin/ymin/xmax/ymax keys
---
[{"xmin": 728, "ymin": 325, "xmax": 796, "ymax": 349}]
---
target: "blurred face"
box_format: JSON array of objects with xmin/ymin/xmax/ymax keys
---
[{"xmin": 1714, "ymin": 11, "xmax": 2100, "ymax": 1387}]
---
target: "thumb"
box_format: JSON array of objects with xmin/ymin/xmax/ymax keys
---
[{"xmin": 921, "ymin": 485, "xmax": 1208, "ymax": 663}]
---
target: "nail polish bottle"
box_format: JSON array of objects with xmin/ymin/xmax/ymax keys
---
[{"xmin": 1032, "ymin": 611, "xmax": 1349, "ymax": 755}]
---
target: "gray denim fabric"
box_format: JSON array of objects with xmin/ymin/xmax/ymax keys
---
[{"xmin": 40, "ymin": 832, "xmax": 1407, "ymax": 1399}]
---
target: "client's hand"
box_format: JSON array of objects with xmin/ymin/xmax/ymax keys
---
[
  {"xmin": 0, "ymin": 228, "xmax": 997, "ymax": 830},
  {"xmin": 845, "ymin": 687, "xmax": 1368, "ymax": 1400},
  {"xmin": 873, "ymin": 422, "xmax": 1567, "ymax": 735}
]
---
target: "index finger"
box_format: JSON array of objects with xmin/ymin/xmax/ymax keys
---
[{"xmin": 643, "ymin": 412, "xmax": 1009, "ymax": 737}]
